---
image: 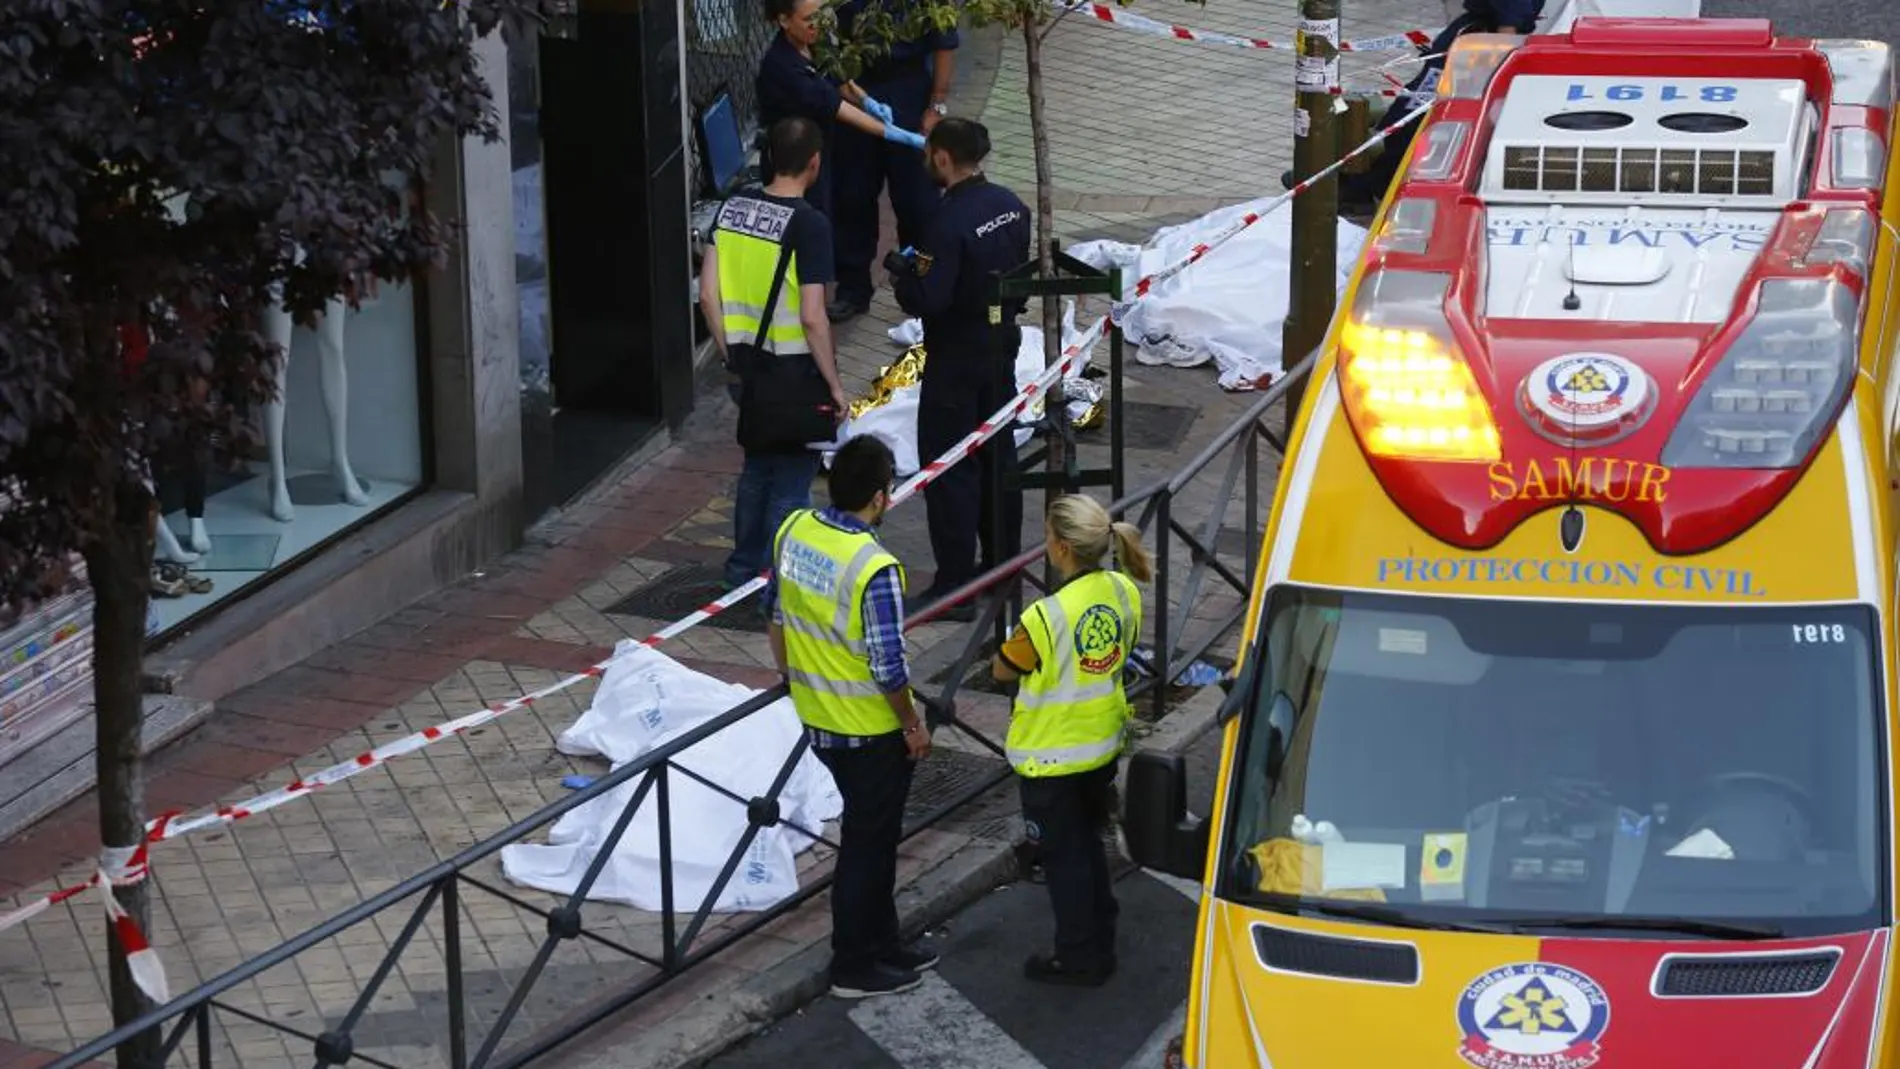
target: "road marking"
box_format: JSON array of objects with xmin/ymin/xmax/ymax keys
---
[
  {"xmin": 1144, "ymin": 869, "xmax": 1203, "ymax": 904},
  {"xmin": 1120, "ymin": 999, "xmax": 1187, "ymax": 1069},
  {"xmin": 848, "ymin": 972, "xmax": 1047, "ymax": 1069}
]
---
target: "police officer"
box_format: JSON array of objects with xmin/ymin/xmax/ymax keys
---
[
  {"xmin": 888, "ymin": 118, "xmax": 1030, "ymax": 615},
  {"xmin": 767, "ymin": 434, "xmax": 938, "ymax": 1000},
  {"xmin": 757, "ymin": 0, "xmax": 927, "ymax": 221},
  {"xmin": 826, "ymin": 0, "xmax": 958, "ymax": 321},
  {"xmin": 699, "ymin": 117, "xmax": 850, "ymax": 592},
  {"xmin": 1282, "ymin": 0, "xmax": 1546, "ymax": 212},
  {"xmin": 991, "ymin": 494, "xmax": 1151, "ymax": 986}
]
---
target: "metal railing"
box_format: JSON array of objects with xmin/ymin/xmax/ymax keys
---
[{"xmin": 44, "ymin": 356, "xmax": 1313, "ymax": 1069}]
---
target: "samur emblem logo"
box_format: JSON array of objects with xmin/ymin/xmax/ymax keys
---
[
  {"xmin": 1456, "ymin": 962, "xmax": 1610, "ymax": 1069},
  {"xmin": 1072, "ymin": 604, "xmax": 1124, "ymax": 675},
  {"xmin": 1526, "ymin": 351, "xmax": 1650, "ymax": 432}
]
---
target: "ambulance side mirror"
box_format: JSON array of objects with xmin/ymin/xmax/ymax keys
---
[
  {"xmin": 1123, "ymin": 751, "xmax": 1210, "ymax": 881},
  {"xmin": 1216, "ymin": 655, "xmax": 1258, "ymax": 725}
]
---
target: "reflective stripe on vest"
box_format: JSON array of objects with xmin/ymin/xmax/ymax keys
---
[
  {"xmin": 774, "ymin": 510, "xmax": 908, "ymax": 736},
  {"xmin": 1007, "ymin": 570, "xmax": 1142, "ymax": 777},
  {"xmin": 714, "ymin": 195, "xmax": 811, "ymax": 357}
]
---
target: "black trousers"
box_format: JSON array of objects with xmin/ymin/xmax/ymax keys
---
[
  {"xmin": 1020, "ymin": 762, "xmax": 1119, "ymax": 969},
  {"xmin": 815, "ymin": 733, "xmax": 915, "ymax": 976},
  {"xmin": 831, "ymin": 69, "xmax": 937, "ymax": 307},
  {"xmin": 156, "ymin": 439, "xmax": 209, "ymax": 519},
  {"xmin": 917, "ymin": 360, "xmax": 1023, "ymax": 592}
]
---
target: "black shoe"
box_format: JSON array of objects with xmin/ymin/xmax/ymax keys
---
[
  {"xmin": 827, "ymin": 296, "xmax": 869, "ymax": 323},
  {"xmin": 1280, "ymin": 169, "xmax": 1298, "ymax": 191},
  {"xmin": 881, "ymin": 938, "xmax": 940, "ymax": 972},
  {"xmin": 1023, "ymin": 952, "xmax": 1114, "ymax": 987},
  {"xmin": 830, "ymin": 962, "xmax": 923, "ymax": 999}
]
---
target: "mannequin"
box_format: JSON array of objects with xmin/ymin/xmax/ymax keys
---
[
  {"xmin": 153, "ymin": 512, "xmax": 200, "ymax": 564},
  {"xmin": 145, "ymin": 191, "xmax": 216, "ymax": 557},
  {"xmin": 262, "ymin": 295, "xmax": 369, "ymax": 522}
]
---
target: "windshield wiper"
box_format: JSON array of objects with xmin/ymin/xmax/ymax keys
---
[
  {"xmin": 1257, "ymin": 895, "xmax": 1510, "ymax": 934},
  {"xmin": 1492, "ymin": 914, "xmax": 1784, "ymax": 941}
]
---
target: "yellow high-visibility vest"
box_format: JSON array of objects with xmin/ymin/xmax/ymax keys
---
[
  {"xmin": 1008, "ymin": 569, "xmax": 1142, "ymax": 778},
  {"xmin": 774, "ymin": 509, "xmax": 907, "ymax": 735},
  {"xmin": 713, "ymin": 193, "xmax": 811, "ymax": 357}
]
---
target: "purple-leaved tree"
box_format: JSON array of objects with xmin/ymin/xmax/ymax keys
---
[{"xmin": 0, "ymin": 2, "xmax": 554, "ymax": 1061}]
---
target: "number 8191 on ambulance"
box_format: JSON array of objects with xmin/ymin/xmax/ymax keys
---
[{"xmin": 1123, "ymin": 18, "xmax": 1900, "ymax": 1069}]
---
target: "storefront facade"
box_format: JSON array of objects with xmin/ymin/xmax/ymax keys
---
[
  {"xmin": 510, "ymin": 0, "xmax": 703, "ymax": 525},
  {"xmin": 0, "ymin": 31, "xmax": 533, "ymax": 825},
  {"xmin": 1, "ymin": 6, "xmax": 730, "ymax": 830}
]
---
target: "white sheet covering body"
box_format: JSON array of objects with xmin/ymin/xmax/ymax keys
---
[
  {"xmin": 1067, "ymin": 198, "xmax": 1369, "ymax": 390},
  {"xmin": 824, "ymin": 303, "xmax": 1092, "ymax": 476},
  {"xmin": 500, "ymin": 642, "xmax": 843, "ymax": 913}
]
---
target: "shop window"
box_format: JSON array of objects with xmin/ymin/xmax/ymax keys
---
[{"xmin": 148, "ymin": 288, "xmax": 426, "ymax": 634}]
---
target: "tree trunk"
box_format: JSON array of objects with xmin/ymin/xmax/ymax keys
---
[
  {"xmin": 81, "ymin": 481, "xmax": 160, "ymax": 1069},
  {"xmin": 1021, "ymin": 18, "xmax": 1066, "ymax": 503}
]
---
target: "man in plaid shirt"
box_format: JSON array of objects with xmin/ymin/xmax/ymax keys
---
[{"xmin": 766, "ymin": 435, "xmax": 937, "ymax": 999}]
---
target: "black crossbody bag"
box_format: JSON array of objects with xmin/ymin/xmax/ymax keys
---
[{"xmin": 730, "ymin": 243, "xmax": 836, "ymax": 452}]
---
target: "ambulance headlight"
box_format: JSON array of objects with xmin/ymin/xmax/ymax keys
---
[
  {"xmin": 1338, "ymin": 270, "xmax": 1501, "ymax": 462},
  {"xmin": 1661, "ymin": 278, "xmax": 1859, "ymax": 470}
]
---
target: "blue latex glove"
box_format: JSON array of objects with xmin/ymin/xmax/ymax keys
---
[
  {"xmin": 884, "ymin": 125, "xmax": 926, "ymax": 150},
  {"xmin": 861, "ymin": 95, "xmax": 894, "ymax": 124}
]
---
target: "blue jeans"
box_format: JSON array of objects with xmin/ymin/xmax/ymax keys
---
[{"xmin": 727, "ymin": 451, "xmax": 821, "ymax": 587}]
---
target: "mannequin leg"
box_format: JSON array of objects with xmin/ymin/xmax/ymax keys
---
[
  {"xmin": 263, "ymin": 305, "xmax": 296, "ymax": 522},
  {"xmin": 185, "ymin": 441, "xmax": 211, "ymax": 553},
  {"xmin": 315, "ymin": 300, "xmax": 369, "ymax": 506},
  {"xmin": 153, "ymin": 510, "xmax": 198, "ymax": 564}
]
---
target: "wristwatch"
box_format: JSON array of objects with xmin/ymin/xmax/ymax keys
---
[{"xmin": 929, "ymin": 101, "xmax": 949, "ymax": 117}]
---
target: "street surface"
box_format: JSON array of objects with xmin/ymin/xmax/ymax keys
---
[
  {"xmin": 706, "ymin": 870, "xmax": 1200, "ymax": 1069},
  {"xmin": 707, "ymin": 723, "xmax": 1225, "ymax": 1069},
  {"xmin": 1701, "ymin": 0, "xmax": 1885, "ymax": 38}
]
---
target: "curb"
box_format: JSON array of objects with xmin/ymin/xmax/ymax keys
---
[
  {"xmin": 1132, "ymin": 683, "xmax": 1226, "ymax": 762},
  {"xmin": 571, "ymin": 833, "xmax": 1019, "ymax": 1069}
]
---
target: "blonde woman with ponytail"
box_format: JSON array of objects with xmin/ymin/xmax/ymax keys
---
[{"xmin": 991, "ymin": 494, "xmax": 1151, "ymax": 987}]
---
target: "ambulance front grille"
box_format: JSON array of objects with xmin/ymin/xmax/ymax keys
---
[
  {"xmin": 1250, "ymin": 924, "xmax": 1419, "ymax": 985},
  {"xmin": 1501, "ymin": 145, "xmax": 1778, "ymax": 197},
  {"xmin": 1653, "ymin": 950, "xmax": 1839, "ymax": 997}
]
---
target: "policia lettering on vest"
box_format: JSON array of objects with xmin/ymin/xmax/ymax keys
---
[
  {"xmin": 991, "ymin": 494, "xmax": 1154, "ymax": 987},
  {"xmin": 765, "ymin": 435, "xmax": 941, "ymax": 1001}
]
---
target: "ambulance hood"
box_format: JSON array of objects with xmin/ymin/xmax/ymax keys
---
[
  {"xmin": 1338, "ymin": 66, "xmax": 1878, "ymax": 556},
  {"xmin": 1195, "ymin": 908, "xmax": 1892, "ymax": 1068}
]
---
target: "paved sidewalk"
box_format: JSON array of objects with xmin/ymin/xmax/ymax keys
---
[{"xmin": 0, "ymin": 1, "xmax": 1445, "ymax": 1065}]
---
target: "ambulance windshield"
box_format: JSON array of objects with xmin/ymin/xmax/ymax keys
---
[{"xmin": 1221, "ymin": 588, "xmax": 1886, "ymax": 936}]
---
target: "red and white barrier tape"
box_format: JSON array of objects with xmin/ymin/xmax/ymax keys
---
[
  {"xmin": 1130, "ymin": 100, "xmax": 1432, "ymax": 300},
  {"xmin": 1052, "ymin": 0, "xmax": 1434, "ymax": 53},
  {"xmin": 0, "ymin": 844, "xmax": 167, "ymax": 1002},
  {"xmin": 1335, "ymin": 52, "xmax": 1443, "ymax": 96},
  {"xmin": 130, "ymin": 318, "xmax": 1107, "ymax": 845}
]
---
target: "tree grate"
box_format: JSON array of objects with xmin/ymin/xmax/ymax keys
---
[
  {"xmin": 601, "ymin": 563, "xmax": 767, "ymax": 634},
  {"xmin": 1112, "ymin": 401, "xmax": 1201, "ymax": 452},
  {"xmin": 903, "ymin": 747, "xmax": 1010, "ymax": 828}
]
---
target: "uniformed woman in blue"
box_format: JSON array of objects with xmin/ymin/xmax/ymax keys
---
[
  {"xmin": 757, "ymin": 0, "xmax": 925, "ymax": 221},
  {"xmin": 991, "ymin": 494, "xmax": 1153, "ymax": 987}
]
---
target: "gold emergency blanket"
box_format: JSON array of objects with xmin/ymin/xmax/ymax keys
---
[
  {"xmin": 845, "ymin": 343, "xmax": 1105, "ymax": 429},
  {"xmin": 1247, "ymin": 838, "xmax": 1389, "ymax": 903}
]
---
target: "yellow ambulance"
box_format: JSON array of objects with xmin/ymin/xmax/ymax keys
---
[{"xmin": 1123, "ymin": 18, "xmax": 1900, "ymax": 1068}]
